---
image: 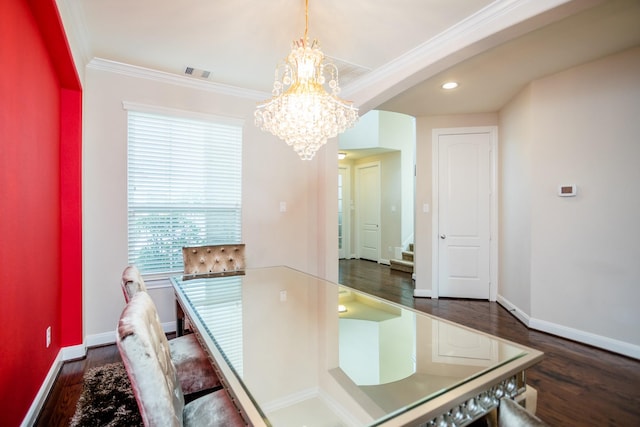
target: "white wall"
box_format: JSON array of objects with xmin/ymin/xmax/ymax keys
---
[
  {"xmin": 339, "ymin": 110, "xmax": 415, "ymax": 260},
  {"xmin": 351, "ymin": 152, "xmax": 402, "ymax": 264},
  {"xmin": 379, "ymin": 112, "xmax": 416, "ymax": 249},
  {"xmin": 499, "ymin": 47, "xmax": 640, "ymax": 357},
  {"xmin": 340, "ymin": 111, "xmax": 381, "ymax": 150},
  {"xmin": 82, "ymin": 61, "xmax": 336, "ymax": 343},
  {"xmin": 499, "ymin": 86, "xmax": 534, "ymax": 314},
  {"xmin": 79, "ymin": 45, "xmax": 640, "ymax": 358}
]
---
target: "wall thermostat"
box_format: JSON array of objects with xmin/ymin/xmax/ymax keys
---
[{"xmin": 558, "ymin": 185, "xmax": 577, "ymax": 197}]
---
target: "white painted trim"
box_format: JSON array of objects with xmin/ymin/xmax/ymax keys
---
[
  {"xmin": 162, "ymin": 320, "xmax": 178, "ymax": 334},
  {"xmin": 261, "ymin": 387, "xmax": 318, "ymax": 413},
  {"xmin": 402, "ymin": 234, "xmax": 414, "ymax": 253},
  {"xmin": 319, "ymin": 386, "xmax": 364, "ymax": 427},
  {"xmin": 21, "ymin": 351, "xmax": 62, "ymax": 427},
  {"xmin": 122, "ymin": 101, "xmax": 245, "ymax": 127},
  {"xmin": 55, "ymin": 0, "xmax": 91, "ymax": 82},
  {"xmin": 86, "ymin": 330, "xmax": 117, "ymax": 348},
  {"xmin": 343, "ymin": 0, "xmax": 575, "ymax": 110},
  {"xmin": 88, "ymin": 58, "xmax": 268, "ymax": 101},
  {"xmin": 489, "ymin": 128, "xmax": 499, "ymax": 302},
  {"xmin": 498, "ymin": 295, "xmax": 640, "ymax": 360},
  {"xmin": 86, "ymin": 321, "xmax": 177, "ymax": 348},
  {"xmin": 431, "ymin": 127, "xmax": 498, "ymax": 301},
  {"xmin": 431, "ymin": 132, "xmax": 441, "ymax": 299},
  {"xmin": 497, "ymin": 294, "xmax": 531, "ymax": 326},
  {"xmin": 413, "ymin": 288, "xmax": 432, "ymax": 298},
  {"xmin": 62, "ymin": 343, "xmax": 86, "ymax": 361},
  {"xmin": 529, "ymin": 318, "xmax": 640, "ymax": 360},
  {"xmin": 379, "ymin": 258, "xmax": 391, "ymax": 266},
  {"xmin": 338, "ymin": 165, "xmax": 352, "ymax": 260}
]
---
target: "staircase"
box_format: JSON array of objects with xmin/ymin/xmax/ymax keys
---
[{"xmin": 390, "ymin": 243, "xmax": 414, "ymax": 273}]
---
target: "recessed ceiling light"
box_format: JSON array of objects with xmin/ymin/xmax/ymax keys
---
[{"xmin": 442, "ymin": 81, "xmax": 459, "ymax": 90}]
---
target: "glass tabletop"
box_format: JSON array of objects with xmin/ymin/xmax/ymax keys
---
[{"xmin": 171, "ymin": 266, "xmax": 537, "ymax": 426}]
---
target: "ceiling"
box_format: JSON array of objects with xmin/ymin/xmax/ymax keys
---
[{"xmin": 63, "ymin": 0, "xmax": 640, "ymax": 117}]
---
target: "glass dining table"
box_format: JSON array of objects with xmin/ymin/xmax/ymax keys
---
[{"xmin": 170, "ymin": 266, "xmax": 543, "ymax": 427}]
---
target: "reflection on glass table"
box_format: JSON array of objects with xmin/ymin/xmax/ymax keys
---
[{"xmin": 171, "ymin": 266, "xmax": 543, "ymax": 426}]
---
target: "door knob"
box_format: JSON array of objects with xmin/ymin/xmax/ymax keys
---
[{"xmin": 440, "ymin": 234, "xmax": 446, "ymax": 239}]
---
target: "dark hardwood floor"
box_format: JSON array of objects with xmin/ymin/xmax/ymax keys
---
[
  {"xmin": 35, "ymin": 344, "xmax": 124, "ymax": 426},
  {"xmin": 36, "ymin": 259, "xmax": 640, "ymax": 426}
]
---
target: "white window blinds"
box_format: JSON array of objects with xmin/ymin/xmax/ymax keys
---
[{"xmin": 126, "ymin": 107, "xmax": 242, "ymax": 275}]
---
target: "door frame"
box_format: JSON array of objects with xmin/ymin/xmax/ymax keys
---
[
  {"xmin": 338, "ymin": 165, "xmax": 351, "ymax": 259},
  {"xmin": 355, "ymin": 161, "xmax": 381, "ymax": 262},
  {"xmin": 431, "ymin": 126, "xmax": 498, "ymax": 301}
]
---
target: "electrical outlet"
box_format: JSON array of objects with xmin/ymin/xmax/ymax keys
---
[{"xmin": 46, "ymin": 326, "xmax": 51, "ymax": 348}]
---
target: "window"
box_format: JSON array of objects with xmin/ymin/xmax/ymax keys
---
[{"xmin": 126, "ymin": 105, "xmax": 242, "ymax": 275}]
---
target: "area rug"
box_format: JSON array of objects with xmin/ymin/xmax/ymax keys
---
[{"xmin": 70, "ymin": 362, "xmax": 143, "ymax": 427}]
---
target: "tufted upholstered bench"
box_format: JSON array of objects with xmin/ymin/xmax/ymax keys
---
[{"xmin": 182, "ymin": 244, "xmax": 246, "ymax": 276}]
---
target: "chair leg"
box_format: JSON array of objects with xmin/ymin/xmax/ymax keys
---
[{"xmin": 176, "ymin": 300, "xmax": 185, "ymax": 336}]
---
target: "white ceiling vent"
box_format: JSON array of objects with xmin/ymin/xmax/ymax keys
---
[
  {"xmin": 325, "ymin": 57, "xmax": 370, "ymax": 87},
  {"xmin": 184, "ymin": 66, "xmax": 212, "ymax": 80}
]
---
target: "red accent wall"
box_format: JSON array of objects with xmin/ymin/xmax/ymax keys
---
[
  {"xmin": 0, "ymin": 1, "xmax": 81, "ymax": 425},
  {"xmin": 60, "ymin": 87, "xmax": 83, "ymax": 347}
]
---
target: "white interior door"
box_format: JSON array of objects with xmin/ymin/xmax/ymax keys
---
[
  {"xmin": 434, "ymin": 128, "xmax": 495, "ymax": 299},
  {"xmin": 338, "ymin": 166, "xmax": 350, "ymax": 259},
  {"xmin": 357, "ymin": 162, "xmax": 380, "ymax": 262}
]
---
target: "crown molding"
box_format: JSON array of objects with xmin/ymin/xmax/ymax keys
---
[
  {"xmin": 343, "ymin": 0, "xmax": 575, "ymax": 109},
  {"xmin": 55, "ymin": 0, "xmax": 92, "ymax": 81},
  {"xmin": 87, "ymin": 58, "xmax": 268, "ymax": 101}
]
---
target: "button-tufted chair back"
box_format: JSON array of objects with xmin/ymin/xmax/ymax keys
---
[
  {"xmin": 117, "ymin": 283, "xmax": 246, "ymax": 427},
  {"xmin": 119, "ymin": 265, "xmax": 223, "ymax": 397},
  {"xmin": 121, "ymin": 265, "xmax": 147, "ymax": 303},
  {"xmin": 182, "ymin": 244, "xmax": 246, "ymax": 275},
  {"xmin": 117, "ymin": 291, "xmax": 185, "ymax": 426}
]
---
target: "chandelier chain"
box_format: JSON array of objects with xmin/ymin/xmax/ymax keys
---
[{"xmin": 304, "ymin": 0, "xmax": 309, "ymax": 44}]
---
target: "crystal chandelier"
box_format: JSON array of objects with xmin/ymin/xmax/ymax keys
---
[{"xmin": 254, "ymin": 0, "xmax": 358, "ymax": 160}]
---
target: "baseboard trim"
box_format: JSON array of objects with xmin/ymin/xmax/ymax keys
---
[
  {"xmin": 529, "ymin": 317, "xmax": 640, "ymax": 360},
  {"xmin": 62, "ymin": 343, "xmax": 86, "ymax": 361},
  {"xmin": 497, "ymin": 295, "xmax": 640, "ymax": 360},
  {"xmin": 414, "ymin": 288, "xmax": 432, "ymax": 298},
  {"xmin": 86, "ymin": 330, "xmax": 117, "ymax": 348},
  {"xmin": 86, "ymin": 321, "xmax": 177, "ymax": 349},
  {"xmin": 496, "ymin": 295, "xmax": 531, "ymax": 326},
  {"xmin": 21, "ymin": 351, "xmax": 63, "ymax": 427},
  {"xmin": 162, "ymin": 321, "xmax": 177, "ymax": 334}
]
